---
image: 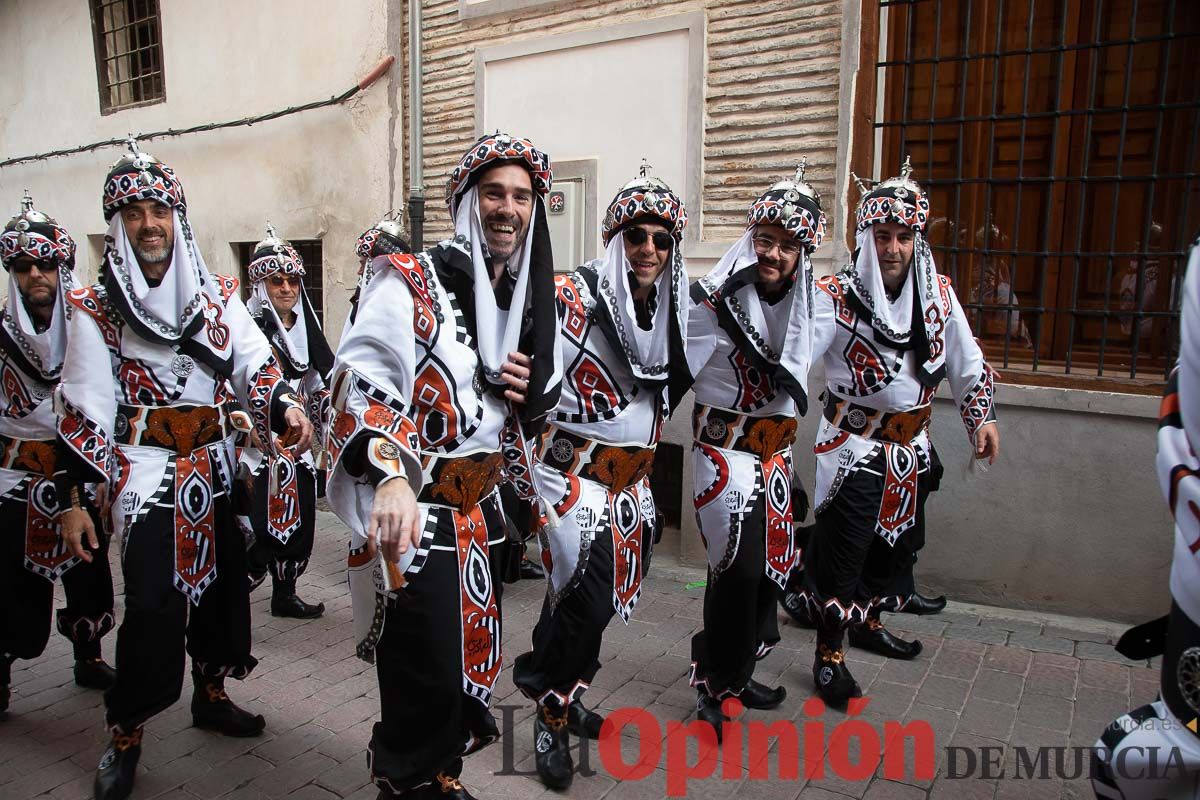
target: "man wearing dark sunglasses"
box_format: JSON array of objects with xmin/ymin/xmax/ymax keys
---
[
  {"xmin": 511, "ymin": 164, "xmax": 690, "ymax": 789},
  {"xmin": 239, "ymin": 226, "xmax": 334, "ymax": 620},
  {"xmin": 682, "ymin": 163, "xmax": 826, "ymax": 739},
  {"xmin": 0, "ymin": 194, "xmax": 116, "ymax": 720}
]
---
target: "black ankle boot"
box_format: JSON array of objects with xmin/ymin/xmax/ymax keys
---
[
  {"xmin": 432, "ymin": 771, "xmax": 479, "ymax": 799},
  {"xmin": 534, "ymin": 705, "xmax": 573, "ymax": 789},
  {"xmin": 271, "ymin": 579, "xmax": 325, "ymax": 619},
  {"xmin": 900, "ymin": 592, "xmax": 947, "ymax": 615},
  {"xmin": 74, "ymin": 657, "xmax": 117, "ymax": 690},
  {"xmin": 191, "ymin": 670, "xmax": 265, "ymax": 737},
  {"xmin": 849, "ymin": 619, "xmax": 923, "ymax": 660},
  {"xmin": 812, "ymin": 645, "xmax": 862, "ymax": 710},
  {"xmin": 94, "ymin": 727, "xmax": 142, "ymax": 800},
  {"xmin": 567, "ymin": 700, "xmax": 605, "ymax": 739},
  {"xmin": 695, "ymin": 693, "xmax": 729, "ymax": 742},
  {"xmin": 740, "ymin": 678, "xmax": 787, "ymax": 710},
  {"xmin": 780, "ymin": 590, "xmax": 816, "ymax": 627}
]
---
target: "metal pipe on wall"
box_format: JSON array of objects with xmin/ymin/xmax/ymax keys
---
[{"xmin": 407, "ymin": 0, "xmax": 425, "ymax": 250}]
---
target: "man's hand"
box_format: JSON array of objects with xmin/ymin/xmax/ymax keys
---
[
  {"xmin": 60, "ymin": 507, "xmax": 98, "ymax": 563},
  {"xmin": 501, "ymin": 351, "xmax": 532, "ymax": 405},
  {"xmin": 975, "ymin": 423, "xmax": 1000, "ymax": 465},
  {"xmin": 278, "ymin": 407, "xmax": 314, "ymax": 453},
  {"xmin": 366, "ymin": 477, "xmax": 421, "ymax": 564}
]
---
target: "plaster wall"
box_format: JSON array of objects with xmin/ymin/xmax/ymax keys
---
[
  {"xmin": 0, "ymin": 0, "xmax": 400, "ymax": 342},
  {"xmin": 660, "ymin": 376, "xmax": 1173, "ymax": 623}
]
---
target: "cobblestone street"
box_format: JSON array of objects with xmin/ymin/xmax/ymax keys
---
[{"xmin": 0, "ymin": 511, "xmax": 1158, "ymax": 799}]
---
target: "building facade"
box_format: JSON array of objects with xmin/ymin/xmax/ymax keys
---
[{"xmin": 2, "ymin": 0, "xmax": 1196, "ymax": 620}]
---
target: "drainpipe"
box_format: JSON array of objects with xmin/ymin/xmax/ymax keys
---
[{"xmin": 407, "ymin": 0, "xmax": 425, "ymax": 250}]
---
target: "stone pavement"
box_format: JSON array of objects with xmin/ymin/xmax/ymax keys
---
[{"xmin": 0, "ymin": 511, "xmax": 1158, "ymax": 799}]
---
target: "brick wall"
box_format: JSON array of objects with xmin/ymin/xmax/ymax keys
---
[{"xmin": 405, "ymin": 0, "xmax": 844, "ymax": 245}]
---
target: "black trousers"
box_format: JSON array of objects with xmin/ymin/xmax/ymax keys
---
[
  {"xmin": 690, "ymin": 496, "xmax": 781, "ymax": 699},
  {"xmin": 105, "ymin": 497, "xmax": 256, "ymax": 732},
  {"xmin": 512, "ymin": 524, "xmax": 618, "ymax": 710},
  {"xmin": 369, "ymin": 500, "xmax": 507, "ymax": 795},
  {"xmin": 0, "ymin": 496, "xmax": 114, "ymax": 666},
  {"xmin": 247, "ymin": 465, "xmax": 317, "ymax": 582},
  {"xmin": 803, "ymin": 456, "xmax": 928, "ymax": 648}
]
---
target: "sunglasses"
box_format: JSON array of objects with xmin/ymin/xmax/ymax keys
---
[
  {"xmin": 623, "ymin": 226, "xmax": 673, "ymax": 251},
  {"xmin": 268, "ymin": 275, "xmax": 302, "ymax": 288},
  {"xmin": 10, "ymin": 260, "xmax": 53, "ymax": 275}
]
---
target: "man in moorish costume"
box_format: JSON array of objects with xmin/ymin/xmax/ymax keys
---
[
  {"xmin": 787, "ymin": 159, "xmax": 999, "ymax": 708},
  {"xmin": 1091, "ymin": 236, "xmax": 1200, "ymax": 799},
  {"xmin": 511, "ymin": 163, "xmax": 689, "ymax": 787},
  {"xmin": 684, "ymin": 163, "xmax": 826, "ymax": 738},
  {"xmin": 241, "ymin": 225, "xmax": 334, "ymax": 617},
  {"xmin": 54, "ymin": 141, "xmax": 313, "ymax": 800},
  {"xmin": 346, "ymin": 214, "xmax": 412, "ymax": 332},
  {"xmin": 0, "ymin": 194, "xmax": 115, "ymax": 717},
  {"xmin": 326, "ymin": 131, "xmax": 560, "ymax": 800}
]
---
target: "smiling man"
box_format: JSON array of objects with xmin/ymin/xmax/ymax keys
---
[
  {"xmin": 786, "ymin": 158, "xmax": 1000, "ymax": 709},
  {"xmin": 510, "ymin": 164, "xmax": 689, "ymax": 788},
  {"xmin": 54, "ymin": 141, "xmax": 313, "ymax": 800},
  {"xmin": 683, "ymin": 164, "xmax": 826, "ymax": 739},
  {"xmin": 326, "ymin": 132, "xmax": 560, "ymax": 799},
  {"xmin": 0, "ymin": 194, "xmax": 116, "ymax": 719}
]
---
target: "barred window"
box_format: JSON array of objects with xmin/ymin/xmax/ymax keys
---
[
  {"xmin": 235, "ymin": 240, "xmax": 325, "ymax": 328},
  {"xmin": 861, "ymin": 0, "xmax": 1200, "ymax": 391},
  {"xmin": 89, "ymin": 0, "xmax": 166, "ymax": 114}
]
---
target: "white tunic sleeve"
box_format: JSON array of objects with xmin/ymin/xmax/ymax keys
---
[{"xmin": 940, "ymin": 278, "xmax": 998, "ymax": 443}]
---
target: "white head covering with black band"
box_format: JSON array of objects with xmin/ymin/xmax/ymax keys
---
[
  {"xmin": 245, "ymin": 224, "xmax": 333, "ymax": 380},
  {"xmin": 99, "ymin": 137, "xmax": 233, "ymax": 376},
  {"xmin": 694, "ymin": 160, "xmax": 827, "ymax": 414},
  {"xmin": 0, "ymin": 192, "xmax": 77, "ymax": 381},
  {"xmin": 846, "ymin": 156, "xmax": 944, "ymax": 387},
  {"xmin": 596, "ymin": 162, "xmax": 688, "ymax": 395},
  {"xmin": 445, "ymin": 130, "xmax": 561, "ymax": 430}
]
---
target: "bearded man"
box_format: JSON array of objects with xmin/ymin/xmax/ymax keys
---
[
  {"xmin": 54, "ymin": 141, "xmax": 313, "ymax": 800},
  {"xmin": 0, "ymin": 194, "xmax": 115, "ymax": 717},
  {"xmin": 684, "ymin": 163, "xmax": 825, "ymax": 738},
  {"xmin": 789, "ymin": 159, "xmax": 999, "ymax": 708}
]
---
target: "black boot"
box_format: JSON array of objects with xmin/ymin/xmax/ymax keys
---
[
  {"xmin": 740, "ymin": 678, "xmax": 787, "ymax": 710},
  {"xmin": 271, "ymin": 578, "xmax": 324, "ymax": 619},
  {"xmin": 191, "ymin": 669, "xmax": 265, "ymax": 737},
  {"xmin": 567, "ymin": 700, "xmax": 605, "ymax": 739},
  {"xmin": 534, "ymin": 705, "xmax": 573, "ymax": 789},
  {"xmin": 431, "ymin": 772, "xmax": 479, "ymax": 799},
  {"xmin": 900, "ymin": 591, "xmax": 947, "ymax": 615},
  {"xmin": 812, "ymin": 645, "xmax": 862, "ymax": 710},
  {"xmin": 74, "ymin": 657, "xmax": 117, "ymax": 690},
  {"xmin": 94, "ymin": 727, "xmax": 142, "ymax": 800},
  {"xmin": 519, "ymin": 555, "xmax": 546, "ymax": 581},
  {"xmin": 849, "ymin": 618, "xmax": 923, "ymax": 660},
  {"xmin": 695, "ymin": 693, "xmax": 729, "ymax": 743},
  {"xmin": 780, "ymin": 590, "xmax": 816, "ymax": 628}
]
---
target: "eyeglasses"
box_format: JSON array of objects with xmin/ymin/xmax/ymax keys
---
[
  {"xmin": 623, "ymin": 226, "xmax": 673, "ymax": 251},
  {"xmin": 10, "ymin": 260, "xmax": 53, "ymax": 275},
  {"xmin": 752, "ymin": 234, "xmax": 802, "ymax": 257},
  {"xmin": 268, "ymin": 275, "xmax": 302, "ymax": 288}
]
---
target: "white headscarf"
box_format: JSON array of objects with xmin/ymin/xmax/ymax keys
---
[
  {"xmin": 594, "ymin": 231, "xmax": 684, "ymax": 382},
  {"xmin": 2, "ymin": 264, "xmax": 74, "ymax": 381},
  {"xmin": 453, "ymin": 184, "xmax": 537, "ymax": 385},
  {"xmin": 847, "ymin": 226, "xmax": 946, "ymax": 385},
  {"xmin": 247, "ymin": 282, "xmax": 311, "ymax": 371}
]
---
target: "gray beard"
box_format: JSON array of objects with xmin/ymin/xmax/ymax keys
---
[{"xmin": 134, "ymin": 242, "xmax": 171, "ymax": 264}]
